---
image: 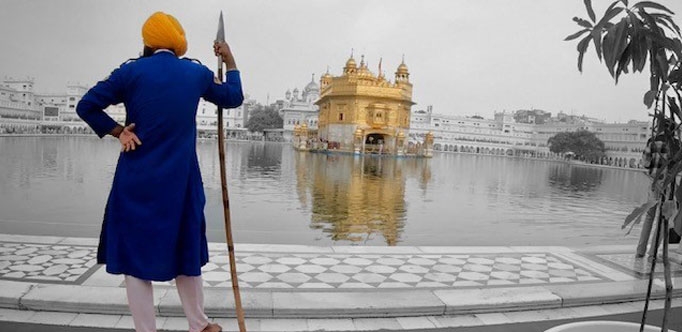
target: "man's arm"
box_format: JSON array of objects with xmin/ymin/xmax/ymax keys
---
[
  {"xmin": 76, "ymin": 67, "xmax": 127, "ymax": 138},
  {"xmin": 203, "ymin": 41, "xmax": 244, "ymax": 108}
]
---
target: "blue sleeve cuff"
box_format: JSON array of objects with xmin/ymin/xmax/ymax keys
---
[
  {"xmin": 225, "ymin": 70, "xmax": 241, "ymax": 84},
  {"xmin": 96, "ymin": 118, "xmax": 120, "ymax": 138}
]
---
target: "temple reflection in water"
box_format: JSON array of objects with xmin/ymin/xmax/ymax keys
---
[{"xmin": 294, "ymin": 151, "xmax": 431, "ymax": 245}]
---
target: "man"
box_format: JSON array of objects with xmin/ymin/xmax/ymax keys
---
[{"xmin": 77, "ymin": 12, "xmax": 242, "ymax": 332}]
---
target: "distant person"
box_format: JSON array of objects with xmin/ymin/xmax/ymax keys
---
[
  {"xmin": 637, "ymin": 118, "xmax": 682, "ymax": 258},
  {"xmin": 77, "ymin": 11, "xmax": 243, "ymax": 332}
]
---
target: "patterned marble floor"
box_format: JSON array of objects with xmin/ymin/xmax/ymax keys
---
[
  {"xmin": 0, "ymin": 242, "xmax": 97, "ymax": 284},
  {"xmin": 0, "ymin": 239, "xmax": 639, "ymax": 290},
  {"xmin": 189, "ymin": 251, "xmax": 606, "ymax": 289}
]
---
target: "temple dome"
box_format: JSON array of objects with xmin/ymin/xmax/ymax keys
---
[
  {"xmin": 345, "ymin": 57, "xmax": 357, "ymax": 69},
  {"xmin": 305, "ymin": 75, "xmax": 319, "ymax": 92},
  {"xmin": 396, "ymin": 62, "xmax": 409, "ymax": 75}
]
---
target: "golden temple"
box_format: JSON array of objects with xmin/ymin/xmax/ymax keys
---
[{"xmin": 293, "ymin": 53, "xmax": 433, "ymax": 157}]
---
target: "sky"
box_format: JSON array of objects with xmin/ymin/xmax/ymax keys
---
[{"xmin": 1, "ymin": 0, "xmax": 681, "ymax": 122}]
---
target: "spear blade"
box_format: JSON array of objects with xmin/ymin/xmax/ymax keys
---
[{"xmin": 216, "ymin": 11, "xmax": 226, "ymax": 43}]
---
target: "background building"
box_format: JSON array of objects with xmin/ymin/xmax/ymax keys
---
[
  {"xmin": 0, "ymin": 78, "xmax": 40, "ymax": 133},
  {"xmin": 411, "ymin": 107, "xmax": 650, "ymax": 167},
  {"xmin": 196, "ymin": 95, "xmax": 253, "ymax": 139},
  {"xmin": 274, "ymin": 75, "xmax": 320, "ymax": 142}
]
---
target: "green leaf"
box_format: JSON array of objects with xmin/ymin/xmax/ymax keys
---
[
  {"xmin": 627, "ymin": 11, "xmax": 642, "ymax": 30},
  {"xmin": 662, "ymin": 15, "xmax": 681, "ymax": 36},
  {"xmin": 615, "ymin": 44, "xmax": 632, "ymax": 83},
  {"xmin": 635, "ymin": 32, "xmax": 649, "ymax": 72},
  {"xmin": 602, "ymin": 1, "xmax": 621, "ymax": 18},
  {"xmin": 640, "ymin": 9, "xmax": 664, "ymax": 35},
  {"xmin": 633, "ymin": 1, "xmax": 674, "ymax": 15},
  {"xmin": 673, "ymin": 39, "xmax": 682, "ymax": 60},
  {"xmin": 584, "ymin": 0, "xmax": 597, "ymax": 22},
  {"xmin": 655, "ymin": 50, "xmax": 669, "ymax": 80},
  {"xmin": 670, "ymin": 68, "xmax": 682, "ymax": 84},
  {"xmin": 668, "ymin": 96, "xmax": 682, "ymax": 121},
  {"xmin": 602, "ymin": 24, "xmax": 618, "ymax": 76},
  {"xmin": 675, "ymin": 187, "xmax": 682, "ymax": 232},
  {"xmin": 607, "ymin": 18, "xmax": 630, "ymax": 77},
  {"xmin": 644, "ymin": 90, "xmax": 657, "ymax": 108},
  {"xmin": 593, "ymin": 30, "xmax": 604, "ymax": 61},
  {"xmin": 650, "ymin": 53, "xmax": 661, "ymax": 91},
  {"xmin": 651, "ymin": 13, "xmax": 681, "ymax": 36},
  {"xmin": 630, "ymin": 36, "xmax": 642, "ymax": 73},
  {"xmin": 626, "ymin": 14, "xmax": 648, "ymax": 73},
  {"xmin": 662, "ymin": 146, "xmax": 682, "ymax": 187},
  {"xmin": 573, "ymin": 16, "xmax": 593, "ymax": 28},
  {"xmin": 663, "ymin": 154, "xmax": 682, "ymax": 189},
  {"xmin": 601, "ymin": 6, "xmax": 625, "ymax": 25},
  {"xmin": 577, "ymin": 35, "xmax": 592, "ymax": 72},
  {"xmin": 623, "ymin": 200, "xmax": 658, "ymax": 230},
  {"xmin": 591, "ymin": 5, "xmax": 624, "ymax": 61},
  {"xmin": 565, "ymin": 29, "xmax": 590, "ymax": 41}
]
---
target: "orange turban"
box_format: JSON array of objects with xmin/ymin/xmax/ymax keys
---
[{"xmin": 142, "ymin": 12, "xmax": 187, "ymax": 57}]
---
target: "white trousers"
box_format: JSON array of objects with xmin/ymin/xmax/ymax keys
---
[{"xmin": 125, "ymin": 275, "xmax": 210, "ymax": 332}]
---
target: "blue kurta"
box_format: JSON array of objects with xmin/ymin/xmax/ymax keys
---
[{"xmin": 77, "ymin": 51, "xmax": 243, "ymax": 281}]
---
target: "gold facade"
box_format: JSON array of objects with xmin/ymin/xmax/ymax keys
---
[{"xmin": 313, "ymin": 54, "xmax": 416, "ymax": 155}]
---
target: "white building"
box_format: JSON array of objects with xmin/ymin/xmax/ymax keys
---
[
  {"xmin": 0, "ymin": 78, "xmax": 41, "ymax": 133},
  {"xmin": 277, "ymin": 75, "xmax": 320, "ymax": 141},
  {"xmin": 196, "ymin": 96, "xmax": 252, "ymax": 139},
  {"xmin": 0, "ymin": 78, "xmax": 40, "ymax": 118},
  {"xmin": 411, "ymin": 106, "xmax": 651, "ymax": 168},
  {"xmin": 34, "ymin": 83, "xmax": 88, "ymax": 124}
]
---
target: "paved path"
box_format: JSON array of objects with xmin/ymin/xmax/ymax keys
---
[
  {"xmin": 0, "ymin": 234, "xmax": 664, "ymax": 290},
  {"xmin": 2, "ymin": 233, "xmax": 682, "ymax": 331}
]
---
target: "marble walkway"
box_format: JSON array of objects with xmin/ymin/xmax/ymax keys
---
[
  {"xmin": 1, "ymin": 234, "xmax": 679, "ymax": 290},
  {"xmin": 3, "ymin": 233, "xmax": 682, "ymax": 331}
]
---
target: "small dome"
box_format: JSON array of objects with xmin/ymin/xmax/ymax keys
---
[
  {"xmin": 396, "ymin": 62, "xmax": 408, "ymax": 74},
  {"xmin": 305, "ymin": 74, "xmax": 319, "ymax": 91},
  {"xmin": 357, "ymin": 55, "xmax": 374, "ymax": 78},
  {"xmin": 358, "ymin": 65, "xmax": 371, "ymax": 76},
  {"xmin": 305, "ymin": 81, "xmax": 319, "ymax": 91},
  {"xmin": 345, "ymin": 57, "xmax": 357, "ymax": 69},
  {"xmin": 321, "ymin": 66, "xmax": 332, "ymax": 81}
]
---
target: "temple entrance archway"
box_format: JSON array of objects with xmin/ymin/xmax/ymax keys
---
[{"xmin": 364, "ymin": 133, "xmax": 388, "ymax": 154}]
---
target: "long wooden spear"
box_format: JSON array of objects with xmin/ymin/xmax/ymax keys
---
[{"xmin": 216, "ymin": 11, "xmax": 247, "ymax": 332}]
